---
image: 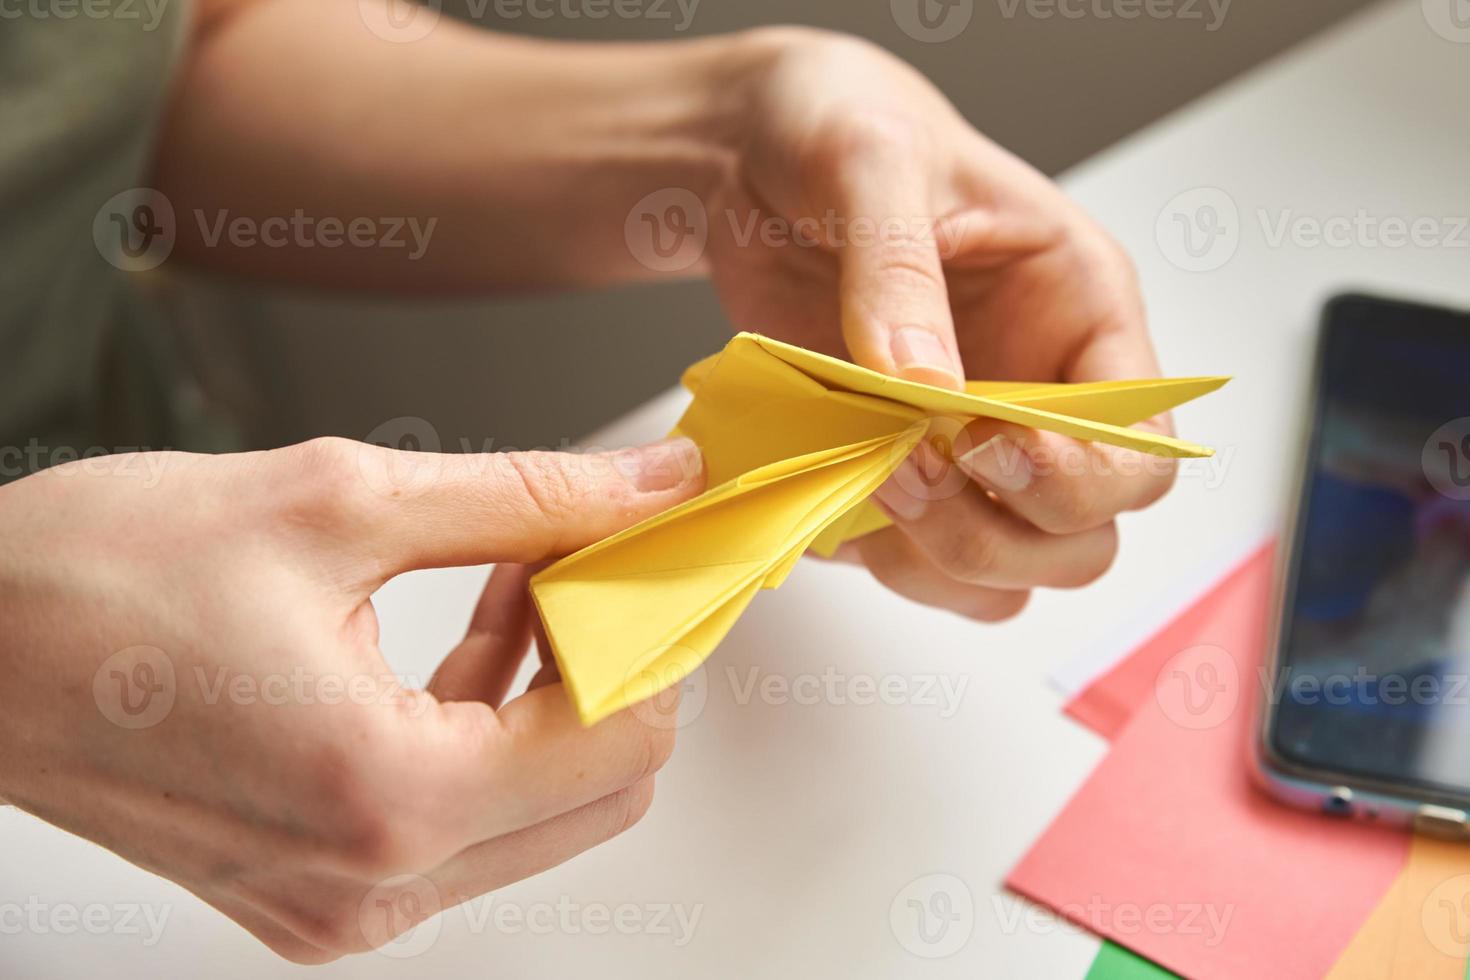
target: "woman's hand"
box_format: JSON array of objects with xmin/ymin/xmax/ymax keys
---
[
  {"xmin": 0, "ymin": 435, "xmax": 703, "ymax": 963},
  {"xmin": 707, "ymin": 30, "xmax": 1177, "ymax": 621}
]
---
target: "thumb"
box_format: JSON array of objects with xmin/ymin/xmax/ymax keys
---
[
  {"xmin": 832, "ymin": 146, "xmax": 963, "ymax": 390},
  {"xmin": 347, "ymin": 436, "xmax": 705, "ymax": 576}
]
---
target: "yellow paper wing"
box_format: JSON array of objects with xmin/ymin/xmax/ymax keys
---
[
  {"xmin": 531, "ymin": 333, "xmax": 1229, "ymax": 725},
  {"xmin": 532, "ymin": 427, "xmax": 925, "ymax": 725}
]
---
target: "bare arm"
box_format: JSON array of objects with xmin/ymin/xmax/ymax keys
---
[{"xmin": 156, "ymin": 0, "xmax": 775, "ymax": 291}]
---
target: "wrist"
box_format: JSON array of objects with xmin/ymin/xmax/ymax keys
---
[{"xmin": 629, "ymin": 27, "xmax": 812, "ymax": 202}]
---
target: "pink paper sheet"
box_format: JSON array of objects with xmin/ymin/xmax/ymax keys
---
[
  {"xmin": 1008, "ymin": 543, "xmax": 1409, "ymax": 980},
  {"xmin": 1063, "ymin": 543, "xmax": 1276, "ymax": 740}
]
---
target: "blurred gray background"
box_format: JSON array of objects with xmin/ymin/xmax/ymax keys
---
[{"xmin": 174, "ymin": 0, "xmax": 1378, "ymax": 453}]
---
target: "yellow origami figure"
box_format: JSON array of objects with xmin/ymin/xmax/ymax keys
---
[{"xmin": 531, "ymin": 333, "xmax": 1227, "ymax": 726}]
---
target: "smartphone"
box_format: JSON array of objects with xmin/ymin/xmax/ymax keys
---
[{"xmin": 1255, "ymin": 293, "xmax": 1470, "ymax": 836}]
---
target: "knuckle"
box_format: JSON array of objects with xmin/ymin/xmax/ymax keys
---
[
  {"xmin": 935, "ymin": 529, "xmax": 1003, "ymax": 584},
  {"xmin": 1134, "ymin": 459, "xmax": 1179, "ymax": 510},
  {"xmin": 864, "ymin": 545, "xmax": 924, "ymax": 598},
  {"xmin": 608, "ymin": 778, "xmax": 657, "ymax": 839},
  {"xmin": 1103, "ymin": 232, "xmax": 1138, "ymax": 282},
  {"xmin": 796, "ymin": 74, "xmax": 930, "ymax": 188},
  {"xmin": 869, "ymin": 248, "xmax": 945, "ymax": 290},
  {"xmin": 290, "ymin": 436, "xmax": 363, "ymax": 483},
  {"xmin": 812, "ymin": 108, "xmax": 926, "ymax": 168},
  {"xmin": 302, "ymin": 735, "xmax": 436, "ymax": 878},
  {"xmin": 1073, "ymin": 223, "xmax": 1137, "ymax": 285},
  {"xmin": 274, "ymin": 437, "xmax": 376, "ymax": 526},
  {"xmin": 334, "ymin": 812, "xmax": 422, "ymax": 880},
  {"xmin": 1061, "ymin": 523, "xmax": 1120, "ymax": 588},
  {"xmin": 967, "ymin": 589, "xmax": 1031, "ymax": 623},
  {"xmin": 1036, "ymin": 481, "xmax": 1101, "ymax": 535},
  {"xmin": 618, "ymin": 714, "xmax": 677, "ymax": 785},
  {"xmin": 640, "ymin": 721, "xmax": 678, "ymax": 778},
  {"xmin": 502, "ymin": 451, "xmax": 593, "ymax": 526},
  {"xmin": 267, "ymin": 938, "xmax": 341, "ymax": 966},
  {"xmin": 274, "ymin": 901, "xmax": 370, "ymax": 957}
]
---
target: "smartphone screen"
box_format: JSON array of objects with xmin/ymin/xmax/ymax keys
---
[{"xmin": 1267, "ymin": 294, "xmax": 1470, "ymax": 803}]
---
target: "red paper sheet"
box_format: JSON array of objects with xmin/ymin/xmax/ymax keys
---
[
  {"xmin": 1063, "ymin": 542, "xmax": 1276, "ymax": 740},
  {"xmin": 1008, "ymin": 543, "xmax": 1409, "ymax": 980}
]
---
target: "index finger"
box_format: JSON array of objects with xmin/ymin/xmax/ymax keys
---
[
  {"xmin": 435, "ymin": 681, "xmax": 679, "ymax": 848},
  {"xmin": 827, "ymin": 128, "xmax": 964, "ymax": 390}
]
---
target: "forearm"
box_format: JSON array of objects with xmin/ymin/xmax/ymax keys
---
[{"xmin": 154, "ymin": 0, "xmax": 780, "ymax": 292}]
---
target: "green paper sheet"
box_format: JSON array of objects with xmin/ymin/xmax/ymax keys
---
[{"xmin": 1086, "ymin": 942, "xmax": 1180, "ymax": 980}]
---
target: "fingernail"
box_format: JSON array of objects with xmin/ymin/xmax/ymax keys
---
[
  {"xmin": 891, "ymin": 327, "xmax": 962, "ymax": 390},
  {"xmin": 622, "ymin": 437, "xmax": 703, "ymax": 493},
  {"xmin": 957, "ymin": 435, "xmax": 1033, "ymax": 493},
  {"xmin": 872, "ymin": 456, "xmax": 928, "ymax": 521}
]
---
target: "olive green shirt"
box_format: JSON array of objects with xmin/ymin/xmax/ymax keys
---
[{"xmin": 1, "ymin": 2, "xmax": 195, "ymax": 480}]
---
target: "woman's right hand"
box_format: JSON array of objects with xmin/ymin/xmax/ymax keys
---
[{"xmin": 0, "ymin": 434, "xmax": 704, "ymax": 963}]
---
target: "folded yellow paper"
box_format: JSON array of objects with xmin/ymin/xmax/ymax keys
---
[{"xmin": 531, "ymin": 333, "xmax": 1228, "ymax": 726}]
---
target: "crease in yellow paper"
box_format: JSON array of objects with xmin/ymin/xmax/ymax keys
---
[
  {"xmin": 1327, "ymin": 833, "xmax": 1470, "ymax": 980},
  {"xmin": 531, "ymin": 332, "xmax": 1229, "ymax": 726}
]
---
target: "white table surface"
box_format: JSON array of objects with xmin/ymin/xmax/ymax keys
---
[{"xmin": 6, "ymin": 2, "xmax": 1470, "ymax": 976}]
